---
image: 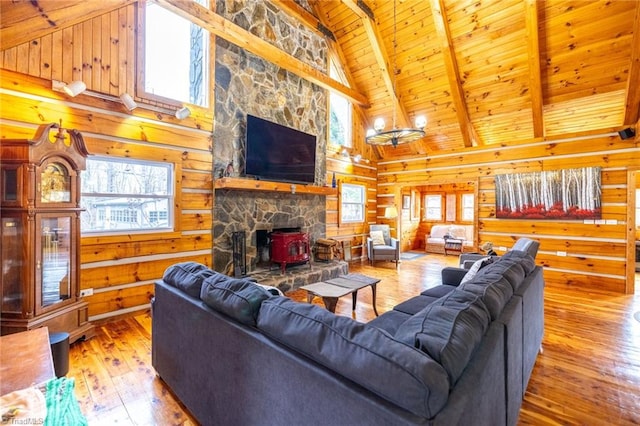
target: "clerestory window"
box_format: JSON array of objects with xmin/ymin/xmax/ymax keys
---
[{"xmin": 141, "ymin": 0, "xmax": 210, "ymax": 107}]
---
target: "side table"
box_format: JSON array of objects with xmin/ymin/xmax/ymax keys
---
[{"xmin": 444, "ymin": 238, "xmax": 464, "ymax": 256}]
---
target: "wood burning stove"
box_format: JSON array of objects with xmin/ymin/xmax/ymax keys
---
[{"xmin": 270, "ymin": 231, "xmax": 310, "ymax": 273}]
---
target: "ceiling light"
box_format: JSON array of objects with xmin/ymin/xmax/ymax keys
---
[
  {"xmin": 366, "ymin": 1, "xmax": 426, "ymax": 148},
  {"xmin": 120, "ymin": 93, "xmax": 138, "ymax": 111},
  {"xmin": 175, "ymin": 106, "xmax": 191, "ymax": 120}
]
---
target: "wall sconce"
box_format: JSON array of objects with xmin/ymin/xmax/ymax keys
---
[
  {"xmin": 340, "ymin": 149, "xmax": 368, "ymax": 164},
  {"xmin": 175, "ymin": 106, "xmax": 191, "ymax": 120},
  {"xmin": 120, "ymin": 93, "xmax": 138, "ymax": 111},
  {"xmin": 52, "ymin": 80, "xmax": 87, "ymax": 97}
]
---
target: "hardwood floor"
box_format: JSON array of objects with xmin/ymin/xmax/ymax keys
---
[{"xmin": 68, "ymin": 254, "xmax": 640, "ymax": 425}]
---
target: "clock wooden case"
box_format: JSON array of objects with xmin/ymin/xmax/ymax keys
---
[{"xmin": 1, "ymin": 123, "xmax": 94, "ymax": 343}]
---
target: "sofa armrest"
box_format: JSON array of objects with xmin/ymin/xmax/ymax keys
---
[
  {"xmin": 441, "ymin": 267, "xmax": 468, "ymax": 286},
  {"xmin": 459, "ymin": 253, "xmax": 487, "ymax": 268}
]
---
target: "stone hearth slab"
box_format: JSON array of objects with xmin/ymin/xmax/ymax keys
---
[{"xmin": 247, "ymin": 260, "xmax": 349, "ymax": 293}]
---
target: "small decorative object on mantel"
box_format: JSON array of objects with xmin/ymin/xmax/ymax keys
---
[{"xmin": 224, "ymin": 161, "xmax": 234, "ymax": 177}]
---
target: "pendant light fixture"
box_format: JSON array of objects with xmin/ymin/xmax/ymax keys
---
[{"xmin": 365, "ymin": 0, "xmax": 426, "ymax": 148}]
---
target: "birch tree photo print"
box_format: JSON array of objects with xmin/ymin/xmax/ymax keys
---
[{"xmin": 495, "ymin": 167, "xmax": 601, "ymax": 219}]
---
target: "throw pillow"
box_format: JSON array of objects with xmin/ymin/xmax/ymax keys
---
[
  {"xmin": 370, "ymin": 230, "xmax": 386, "ymax": 246},
  {"xmin": 460, "ymin": 256, "xmax": 492, "ymax": 284}
]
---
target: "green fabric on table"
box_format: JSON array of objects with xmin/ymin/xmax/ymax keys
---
[{"xmin": 44, "ymin": 377, "xmax": 87, "ymax": 426}]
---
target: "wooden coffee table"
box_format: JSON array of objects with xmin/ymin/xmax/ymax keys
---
[{"xmin": 300, "ymin": 273, "xmax": 380, "ymax": 316}]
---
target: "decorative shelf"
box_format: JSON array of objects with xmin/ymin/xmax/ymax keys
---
[{"xmin": 214, "ymin": 177, "xmax": 337, "ymax": 195}]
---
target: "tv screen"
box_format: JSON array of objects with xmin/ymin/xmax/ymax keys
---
[{"xmin": 245, "ymin": 114, "xmax": 317, "ymax": 184}]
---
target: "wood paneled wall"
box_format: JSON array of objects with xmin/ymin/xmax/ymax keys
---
[
  {"xmin": 377, "ymin": 133, "xmax": 639, "ymax": 293},
  {"xmin": 0, "ymin": 3, "xmax": 214, "ymax": 321}
]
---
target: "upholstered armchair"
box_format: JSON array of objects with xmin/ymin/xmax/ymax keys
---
[{"xmin": 366, "ymin": 224, "xmax": 400, "ymax": 269}]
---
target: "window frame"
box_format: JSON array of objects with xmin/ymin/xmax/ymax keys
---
[
  {"xmin": 461, "ymin": 193, "xmax": 475, "ymax": 222},
  {"xmin": 328, "ymin": 58, "xmax": 352, "ymax": 148},
  {"xmin": 340, "ymin": 182, "xmax": 365, "ymax": 224},
  {"xmin": 423, "ymin": 194, "xmax": 443, "ymax": 221},
  {"xmin": 137, "ymin": 0, "xmax": 212, "ymax": 108},
  {"xmin": 80, "ymin": 156, "xmax": 176, "ymax": 236}
]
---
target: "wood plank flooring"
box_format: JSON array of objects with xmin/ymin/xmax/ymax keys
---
[{"xmin": 68, "ymin": 254, "xmax": 640, "ymax": 425}]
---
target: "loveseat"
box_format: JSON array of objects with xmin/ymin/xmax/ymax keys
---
[
  {"xmin": 425, "ymin": 224, "xmax": 474, "ymax": 254},
  {"xmin": 152, "ymin": 250, "xmax": 543, "ymax": 425}
]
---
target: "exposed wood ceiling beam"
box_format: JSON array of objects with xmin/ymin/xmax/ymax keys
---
[
  {"xmin": 429, "ymin": 0, "xmax": 478, "ymax": 148},
  {"xmin": 524, "ymin": 0, "xmax": 544, "ymax": 138},
  {"xmin": 623, "ymin": 0, "xmax": 640, "ymax": 126},
  {"xmin": 155, "ymin": 0, "xmax": 369, "ymax": 107},
  {"xmin": 341, "ymin": 0, "xmax": 409, "ymax": 128},
  {"xmin": 0, "ymin": 0, "xmax": 134, "ymax": 50}
]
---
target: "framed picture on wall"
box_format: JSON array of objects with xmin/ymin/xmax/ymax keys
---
[{"xmin": 402, "ymin": 195, "xmax": 410, "ymax": 210}]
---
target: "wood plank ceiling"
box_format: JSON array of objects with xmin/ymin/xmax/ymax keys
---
[
  {"xmin": 1, "ymin": 0, "xmax": 638, "ymax": 160},
  {"xmin": 312, "ymin": 0, "xmax": 640, "ymax": 158}
]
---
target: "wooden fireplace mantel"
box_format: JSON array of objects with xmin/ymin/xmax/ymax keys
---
[{"xmin": 214, "ymin": 177, "xmax": 337, "ymax": 195}]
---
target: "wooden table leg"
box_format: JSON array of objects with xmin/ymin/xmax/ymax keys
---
[
  {"xmin": 351, "ymin": 291, "xmax": 358, "ymax": 311},
  {"xmin": 306, "ymin": 292, "xmax": 314, "ymax": 304},
  {"xmin": 322, "ymin": 297, "xmax": 339, "ymax": 313},
  {"xmin": 371, "ymin": 284, "xmax": 379, "ymax": 316}
]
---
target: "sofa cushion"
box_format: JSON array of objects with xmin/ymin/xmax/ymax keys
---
[
  {"xmin": 500, "ymin": 250, "xmax": 536, "ymax": 275},
  {"xmin": 257, "ymin": 297, "xmax": 450, "ymax": 419},
  {"xmin": 162, "ymin": 262, "xmax": 217, "ymax": 299},
  {"xmin": 459, "ymin": 272, "xmax": 514, "ymax": 320},
  {"xmin": 393, "ymin": 295, "xmax": 441, "ymax": 315},
  {"xmin": 395, "ymin": 289, "xmax": 491, "ymax": 385},
  {"xmin": 367, "ymin": 309, "xmax": 412, "ymax": 335},
  {"xmin": 420, "ymin": 285, "xmax": 456, "ymax": 298},
  {"xmin": 200, "ymin": 275, "xmax": 271, "ymax": 326}
]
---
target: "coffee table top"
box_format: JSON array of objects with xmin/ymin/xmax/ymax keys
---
[
  {"xmin": 301, "ymin": 274, "xmax": 380, "ymax": 296},
  {"xmin": 300, "ymin": 282, "xmax": 353, "ymax": 298}
]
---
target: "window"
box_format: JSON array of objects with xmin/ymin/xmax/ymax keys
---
[
  {"xmin": 461, "ymin": 193, "xmax": 475, "ymax": 222},
  {"xmin": 81, "ymin": 157, "xmax": 174, "ymax": 234},
  {"xmin": 142, "ymin": 0, "xmax": 209, "ymax": 107},
  {"xmin": 341, "ymin": 183, "xmax": 365, "ymax": 223},
  {"xmin": 424, "ymin": 195, "xmax": 442, "ymax": 220},
  {"xmin": 329, "ymin": 59, "xmax": 352, "ymax": 147}
]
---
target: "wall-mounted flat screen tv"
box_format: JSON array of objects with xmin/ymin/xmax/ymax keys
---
[{"xmin": 245, "ymin": 114, "xmax": 317, "ymax": 184}]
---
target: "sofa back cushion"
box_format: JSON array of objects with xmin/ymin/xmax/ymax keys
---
[
  {"xmin": 459, "ymin": 272, "xmax": 513, "ymax": 320},
  {"xmin": 257, "ymin": 297, "xmax": 450, "ymax": 419},
  {"xmin": 200, "ymin": 275, "xmax": 271, "ymax": 326},
  {"xmin": 429, "ymin": 225, "xmax": 450, "ymax": 239},
  {"xmin": 162, "ymin": 262, "xmax": 217, "ymax": 299},
  {"xmin": 395, "ymin": 290, "xmax": 491, "ymax": 385}
]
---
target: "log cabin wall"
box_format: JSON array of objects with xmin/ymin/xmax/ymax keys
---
[
  {"xmin": 0, "ymin": 3, "xmax": 214, "ymax": 321},
  {"xmin": 377, "ymin": 132, "xmax": 639, "ymax": 294}
]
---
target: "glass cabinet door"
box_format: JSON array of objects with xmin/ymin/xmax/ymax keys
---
[
  {"xmin": 1, "ymin": 216, "xmax": 24, "ymax": 313},
  {"xmin": 37, "ymin": 214, "xmax": 73, "ymax": 312}
]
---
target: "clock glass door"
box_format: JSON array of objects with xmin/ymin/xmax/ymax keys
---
[{"xmin": 37, "ymin": 215, "xmax": 73, "ymax": 311}]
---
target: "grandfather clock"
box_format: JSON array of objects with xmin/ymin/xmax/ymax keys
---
[{"xmin": 1, "ymin": 123, "xmax": 94, "ymax": 343}]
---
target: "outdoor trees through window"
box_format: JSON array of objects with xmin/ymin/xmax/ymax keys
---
[{"xmin": 81, "ymin": 157, "xmax": 174, "ymax": 233}]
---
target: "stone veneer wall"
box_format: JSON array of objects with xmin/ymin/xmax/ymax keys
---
[
  {"xmin": 214, "ymin": 190, "xmax": 326, "ymax": 274},
  {"xmin": 212, "ymin": 0, "xmax": 329, "ymax": 274}
]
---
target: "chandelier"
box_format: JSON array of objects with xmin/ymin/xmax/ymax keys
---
[{"xmin": 365, "ymin": 1, "xmax": 426, "ymax": 148}]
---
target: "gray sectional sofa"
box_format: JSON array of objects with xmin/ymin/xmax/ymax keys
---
[{"xmin": 151, "ymin": 248, "xmax": 544, "ymax": 426}]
